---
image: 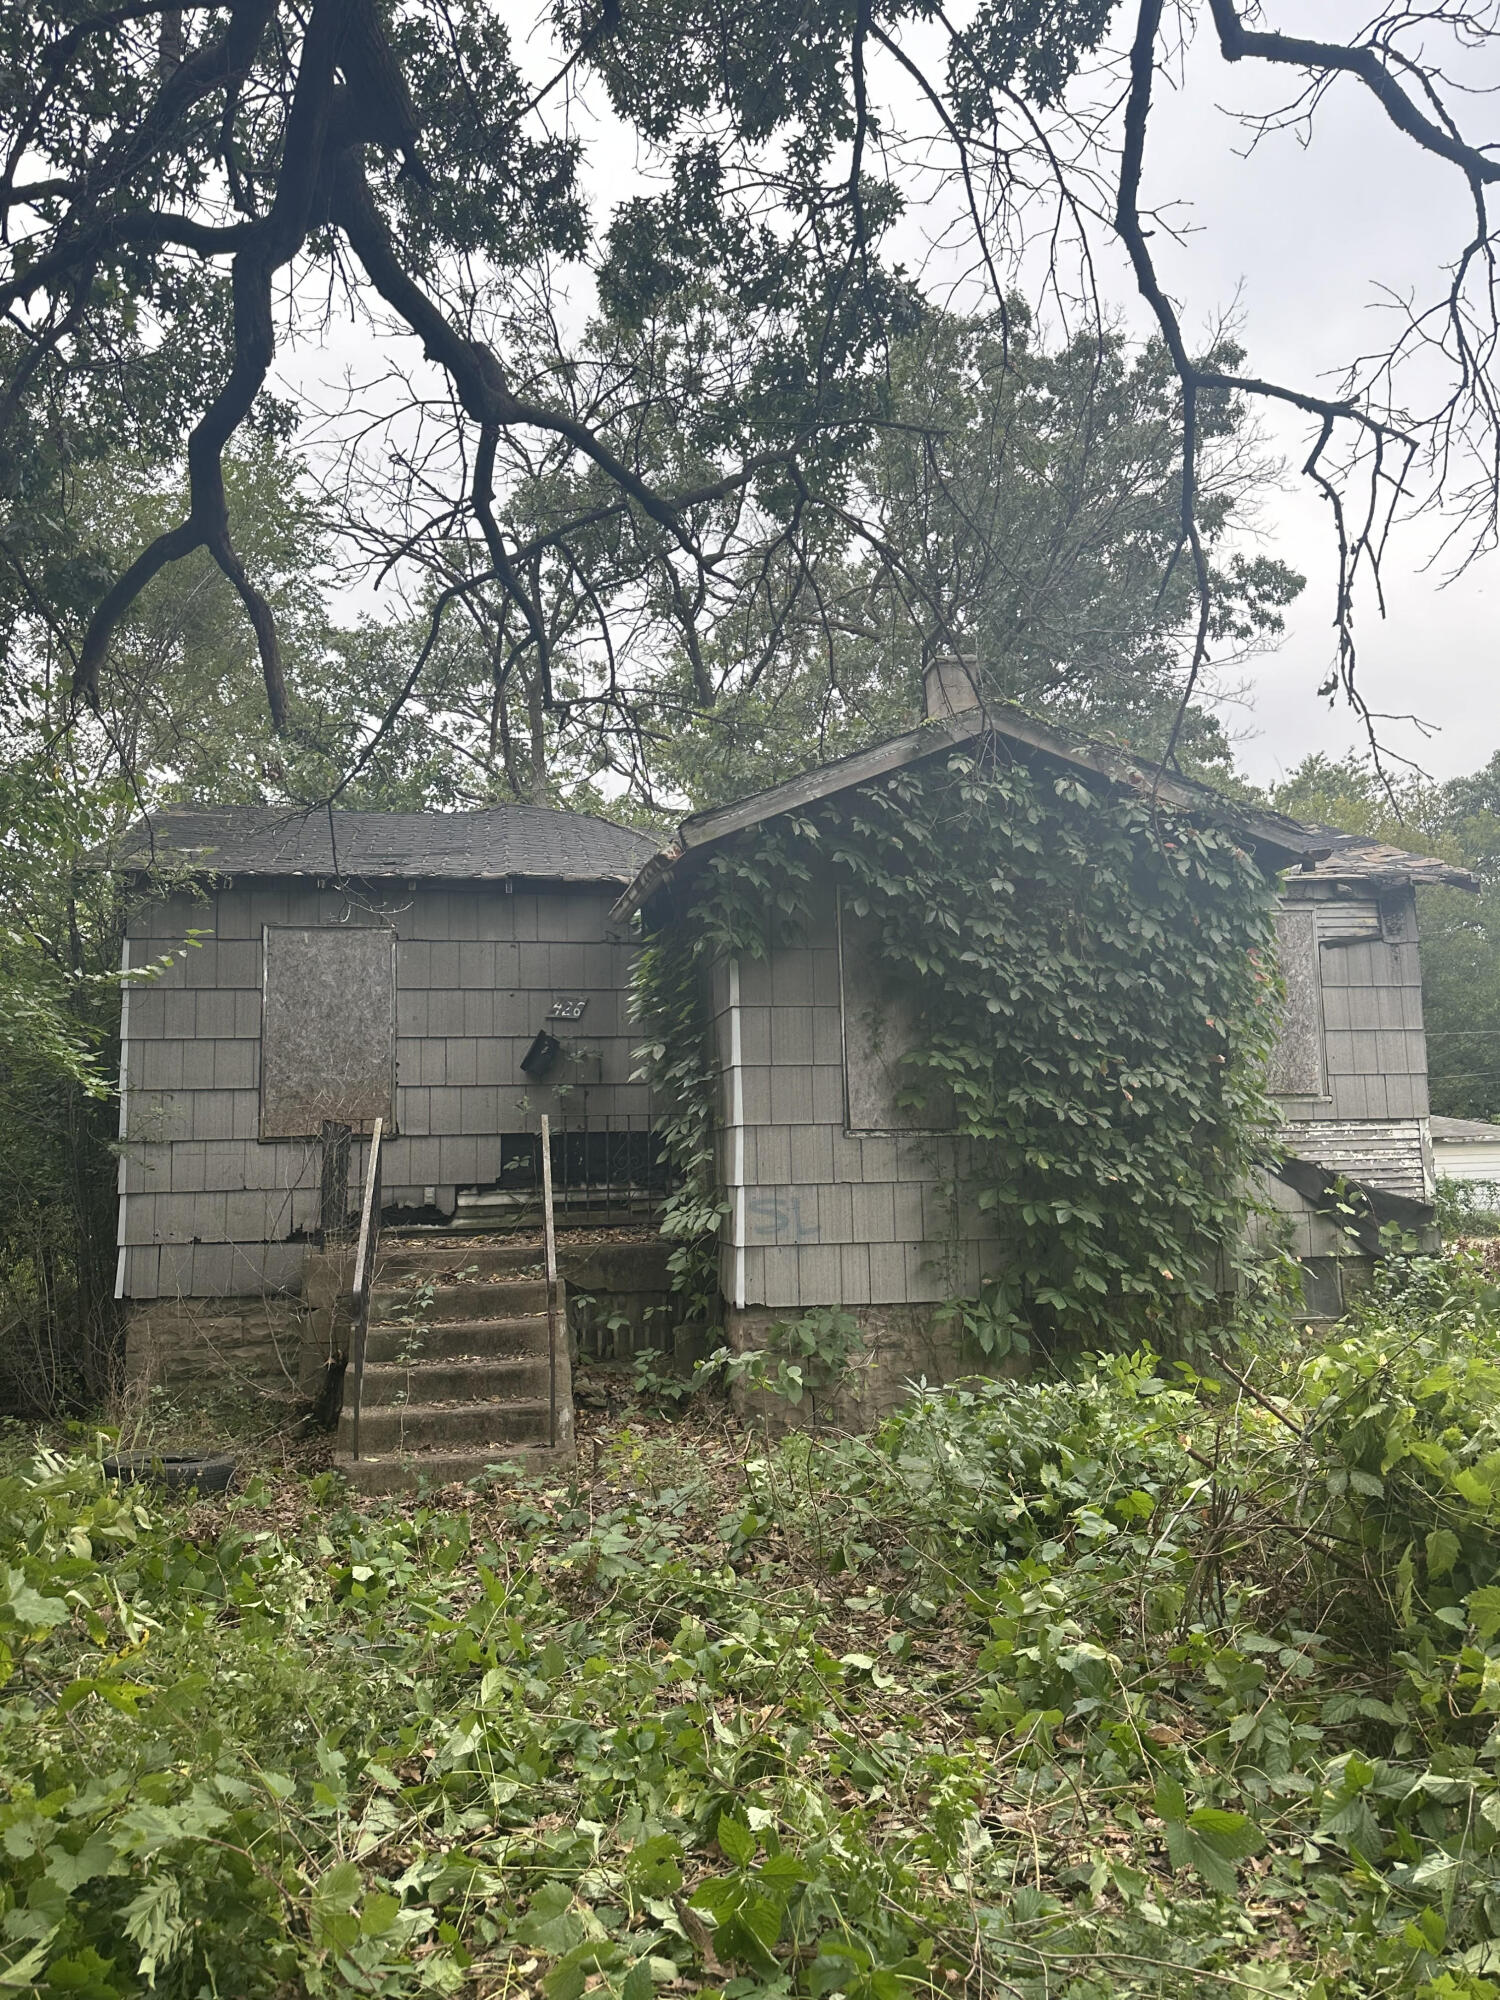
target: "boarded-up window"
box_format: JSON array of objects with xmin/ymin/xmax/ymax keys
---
[
  {"xmin": 1267, "ymin": 906, "xmax": 1325, "ymax": 1097},
  {"xmin": 838, "ymin": 894, "xmax": 955, "ymax": 1131},
  {"xmin": 260, "ymin": 927, "xmax": 396, "ymax": 1139}
]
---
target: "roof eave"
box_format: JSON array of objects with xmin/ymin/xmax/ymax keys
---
[
  {"xmin": 610, "ymin": 703, "xmax": 1329, "ymax": 921},
  {"xmin": 1312, "ymin": 861, "xmax": 1479, "ymax": 893}
]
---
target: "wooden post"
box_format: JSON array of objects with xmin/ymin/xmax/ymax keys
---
[
  {"xmin": 349, "ymin": 1118, "xmax": 385, "ymax": 1464},
  {"xmin": 540, "ymin": 1113, "xmax": 559, "ymax": 1449}
]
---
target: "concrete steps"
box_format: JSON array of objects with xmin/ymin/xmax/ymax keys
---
[
  {"xmin": 336, "ymin": 1233, "xmax": 573, "ymax": 1494},
  {"xmin": 341, "ymin": 1395, "xmax": 554, "ymax": 1453},
  {"xmin": 340, "ymin": 1444, "xmax": 565, "ymax": 1496},
  {"xmin": 375, "ymin": 1241, "xmax": 547, "ymax": 1283},
  {"xmin": 361, "ymin": 1316, "xmax": 548, "ymax": 1364},
  {"xmin": 370, "ymin": 1276, "xmax": 550, "ymax": 1321},
  {"xmin": 354, "ymin": 1355, "xmax": 551, "ymax": 1406}
]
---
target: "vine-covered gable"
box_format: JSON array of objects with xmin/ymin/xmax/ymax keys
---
[{"xmin": 634, "ymin": 741, "xmax": 1283, "ymax": 1352}]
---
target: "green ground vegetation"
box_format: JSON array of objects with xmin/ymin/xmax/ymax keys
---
[{"xmin": 11, "ymin": 1259, "xmax": 1500, "ymax": 1996}]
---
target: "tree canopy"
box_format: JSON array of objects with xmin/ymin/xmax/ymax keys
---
[
  {"xmin": 2, "ymin": 314, "xmax": 1299, "ymax": 821},
  {"xmin": 342, "ymin": 310, "xmax": 1305, "ymax": 813},
  {"xmin": 3, "ymin": 0, "xmax": 1498, "ymax": 777}
]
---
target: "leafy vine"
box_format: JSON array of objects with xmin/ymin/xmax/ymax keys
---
[
  {"xmin": 629, "ymin": 927, "xmax": 726, "ymax": 1338},
  {"xmin": 636, "ymin": 743, "xmax": 1283, "ymax": 1353}
]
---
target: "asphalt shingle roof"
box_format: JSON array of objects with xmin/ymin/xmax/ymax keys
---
[
  {"xmin": 116, "ymin": 806, "xmax": 663, "ymax": 885},
  {"xmin": 1299, "ymin": 826, "xmax": 1476, "ymax": 890},
  {"xmin": 612, "ymin": 701, "xmax": 1334, "ymax": 920},
  {"xmin": 1431, "ymin": 1115, "xmax": 1500, "ymax": 1143}
]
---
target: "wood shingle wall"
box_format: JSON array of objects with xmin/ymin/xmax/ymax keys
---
[
  {"xmin": 710, "ymin": 876, "xmax": 1003, "ymax": 1312},
  {"xmin": 119, "ymin": 878, "xmax": 644, "ymax": 1300},
  {"xmin": 1273, "ymin": 879, "xmax": 1432, "ymax": 1201}
]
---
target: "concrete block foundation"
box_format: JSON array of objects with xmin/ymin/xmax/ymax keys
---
[
  {"xmin": 724, "ymin": 1301, "xmax": 978, "ymax": 1431},
  {"xmin": 122, "ymin": 1294, "xmax": 307, "ymax": 1401}
]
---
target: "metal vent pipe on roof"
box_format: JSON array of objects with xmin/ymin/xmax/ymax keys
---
[{"xmin": 922, "ymin": 652, "xmax": 981, "ymax": 720}]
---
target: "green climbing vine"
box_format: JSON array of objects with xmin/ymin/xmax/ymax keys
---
[
  {"xmin": 629, "ymin": 926, "xmax": 725, "ymax": 1336},
  {"xmin": 635, "ymin": 742, "xmax": 1284, "ymax": 1353},
  {"xmin": 630, "ymin": 825, "xmax": 822, "ymax": 1339}
]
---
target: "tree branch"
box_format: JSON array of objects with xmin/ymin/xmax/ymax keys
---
[
  {"xmin": 73, "ymin": 0, "xmax": 349, "ymax": 724},
  {"xmin": 1208, "ymin": 0, "xmax": 1500, "ymax": 185},
  {"xmin": 330, "ymin": 157, "xmax": 698, "ymax": 555}
]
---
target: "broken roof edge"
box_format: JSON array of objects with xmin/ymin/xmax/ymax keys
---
[
  {"xmin": 1291, "ymin": 826, "xmax": 1478, "ymax": 893},
  {"xmin": 610, "ymin": 700, "xmax": 1334, "ymax": 922}
]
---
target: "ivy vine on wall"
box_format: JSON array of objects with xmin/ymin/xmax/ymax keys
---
[
  {"xmin": 629, "ymin": 926, "xmax": 726, "ymax": 1337},
  {"xmin": 634, "ymin": 742, "xmax": 1283, "ymax": 1353}
]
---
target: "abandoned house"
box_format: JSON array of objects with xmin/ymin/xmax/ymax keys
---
[
  {"xmin": 114, "ymin": 804, "xmax": 663, "ymax": 1478},
  {"xmin": 111, "ymin": 668, "xmax": 1475, "ymax": 1482},
  {"xmin": 616, "ymin": 665, "xmax": 1475, "ymax": 1392}
]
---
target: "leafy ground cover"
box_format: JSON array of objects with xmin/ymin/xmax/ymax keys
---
[{"xmin": 10, "ymin": 1262, "xmax": 1500, "ymax": 1996}]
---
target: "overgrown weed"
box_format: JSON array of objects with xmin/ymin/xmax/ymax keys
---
[{"xmin": 10, "ymin": 1265, "xmax": 1500, "ymax": 1994}]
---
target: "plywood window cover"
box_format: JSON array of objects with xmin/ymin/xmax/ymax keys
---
[
  {"xmin": 838, "ymin": 890, "xmax": 956, "ymax": 1134},
  {"xmin": 1267, "ymin": 905, "xmax": 1328, "ymax": 1101},
  {"xmin": 259, "ymin": 925, "xmax": 397, "ymax": 1141}
]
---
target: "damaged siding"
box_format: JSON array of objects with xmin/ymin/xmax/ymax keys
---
[
  {"xmin": 1277, "ymin": 1120, "xmax": 1431, "ymax": 1203},
  {"xmin": 118, "ymin": 878, "xmax": 645, "ymax": 1300},
  {"xmin": 1272, "ymin": 879, "xmax": 1432, "ymax": 1201}
]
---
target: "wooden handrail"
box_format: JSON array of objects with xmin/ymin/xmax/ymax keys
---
[
  {"xmin": 348, "ymin": 1117, "xmax": 384, "ymax": 1463},
  {"xmin": 540, "ymin": 1112, "xmax": 558, "ymax": 1450}
]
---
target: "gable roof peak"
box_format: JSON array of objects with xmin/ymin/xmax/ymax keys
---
[{"xmin": 612, "ymin": 700, "xmax": 1333, "ymax": 921}]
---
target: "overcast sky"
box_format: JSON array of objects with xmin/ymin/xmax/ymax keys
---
[
  {"xmin": 292, "ymin": 6, "xmax": 1500, "ymax": 793},
  {"xmin": 1123, "ymin": 22, "xmax": 1500, "ymax": 789},
  {"xmin": 603, "ymin": 11, "xmax": 1500, "ymax": 789}
]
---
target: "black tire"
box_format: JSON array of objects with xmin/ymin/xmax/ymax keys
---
[{"xmin": 102, "ymin": 1451, "xmax": 239, "ymax": 1492}]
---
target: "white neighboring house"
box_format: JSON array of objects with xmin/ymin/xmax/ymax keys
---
[{"xmin": 1430, "ymin": 1115, "xmax": 1500, "ymax": 1185}]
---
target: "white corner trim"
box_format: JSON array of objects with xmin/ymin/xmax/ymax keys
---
[
  {"xmin": 116, "ymin": 941, "xmax": 131, "ymax": 1297},
  {"xmin": 727, "ymin": 956, "xmax": 747, "ymax": 1310}
]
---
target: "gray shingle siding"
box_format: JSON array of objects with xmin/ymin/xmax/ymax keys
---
[
  {"xmin": 712, "ymin": 873, "xmax": 1002, "ymax": 1311},
  {"xmin": 1273, "ymin": 880, "xmax": 1432, "ymax": 1199},
  {"xmin": 119, "ymin": 878, "xmax": 645, "ymax": 1300}
]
